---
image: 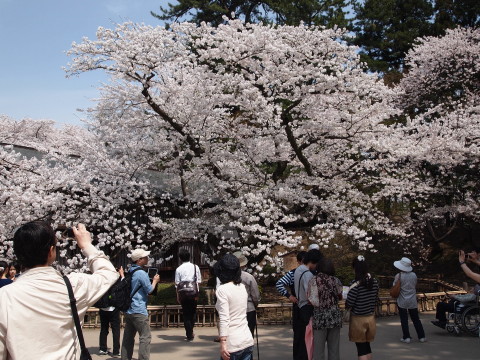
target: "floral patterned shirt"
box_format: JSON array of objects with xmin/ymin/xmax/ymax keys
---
[{"xmin": 307, "ymin": 273, "xmax": 343, "ymax": 329}]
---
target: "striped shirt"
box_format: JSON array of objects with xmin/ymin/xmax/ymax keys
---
[
  {"xmin": 346, "ymin": 278, "xmax": 379, "ymax": 315},
  {"xmin": 275, "ymin": 269, "xmax": 296, "ymax": 298}
]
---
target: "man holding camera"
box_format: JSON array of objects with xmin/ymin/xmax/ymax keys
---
[{"xmin": 0, "ymin": 221, "xmax": 119, "ymax": 360}]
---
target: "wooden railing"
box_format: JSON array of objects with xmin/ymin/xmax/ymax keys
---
[{"xmin": 83, "ymin": 290, "xmax": 466, "ymax": 328}]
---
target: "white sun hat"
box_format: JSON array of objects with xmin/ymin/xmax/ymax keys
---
[{"xmin": 394, "ymin": 257, "xmax": 413, "ymax": 272}]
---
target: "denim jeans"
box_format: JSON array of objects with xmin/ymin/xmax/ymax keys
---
[
  {"xmin": 398, "ymin": 307, "xmax": 425, "ymax": 339},
  {"xmin": 221, "ymin": 346, "xmax": 253, "ymax": 360}
]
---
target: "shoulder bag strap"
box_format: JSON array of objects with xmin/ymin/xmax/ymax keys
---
[
  {"xmin": 298, "ymin": 269, "xmax": 309, "ymax": 300},
  {"xmin": 193, "ymin": 255, "xmax": 198, "ymax": 292},
  {"xmin": 63, "ymin": 276, "xmax": 92, "ymax": 360}
]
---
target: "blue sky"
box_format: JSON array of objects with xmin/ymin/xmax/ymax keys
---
[{"xmin": 0, "ymin": 0, "xmax": 171, "ymax": 126}]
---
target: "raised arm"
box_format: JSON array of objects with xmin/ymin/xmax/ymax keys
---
[{"xmin": 460, "ymin": 250, "xmax": 480, "ymax": 283}]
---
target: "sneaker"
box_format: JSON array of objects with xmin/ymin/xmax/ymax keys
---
[
  {"xmin": 419, "ymin": 338, "xmax": 427, "ymax": 343},
  {"xmin": 431, "ymin": 320, "xmax": 446, "ymax": 329},
  {"xmin": 110, "ymin": 353, "xmax": 120, "ymax": 358},
  {"xmin": 98, "ymin": 350, "xmax": 109, "ymax": 355},
  {"xmin": 400, "ymin": 338, "xmax": 411, "ymax": 343}
]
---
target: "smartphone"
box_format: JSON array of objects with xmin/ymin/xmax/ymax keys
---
[{"xmin": 148, "ymin": 267, "xmax": 158, "ymax": 280}]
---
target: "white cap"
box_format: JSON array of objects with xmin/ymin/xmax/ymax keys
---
[
  {"xmin": 308, "ymin": 244, "xmax": 320, "ymax": 250},
  {"xmin": 131, "ymin": 248, "xmax": 151, "ymax": 262}
]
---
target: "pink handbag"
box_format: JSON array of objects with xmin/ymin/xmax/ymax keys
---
[{"xmin": 305, "ymin": 317, "xmax": 314, "ymax": 360}]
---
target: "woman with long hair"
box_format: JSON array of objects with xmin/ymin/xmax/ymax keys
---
[
  {"xmin": 307, "ymin": 258, "xmax": 343, "ymax": 360},
  {"xmin": 214, "ymin": 254, "xmax": 254, "ymax": 360},
  {"xmin": 346, "ymin": 255, "xmax": 379, "ymax": 360}
]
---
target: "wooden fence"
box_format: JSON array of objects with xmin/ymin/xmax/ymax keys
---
[{"xmin": 83, "ymin": 290, "xmax": 466, "ymax": 328}]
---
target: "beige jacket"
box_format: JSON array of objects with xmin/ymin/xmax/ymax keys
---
[{"xmin": 0, "ymin": 244, "xmax": 118, "ymax": 360}]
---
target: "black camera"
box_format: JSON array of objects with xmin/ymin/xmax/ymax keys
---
[{"xmin": 63, "ymin": 228, "xmax": 75, "ymax": 238}]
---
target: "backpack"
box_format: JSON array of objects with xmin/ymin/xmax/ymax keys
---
[{"xmin": 100, "ymin": 268, "xmax": 143, "ymax": 311}]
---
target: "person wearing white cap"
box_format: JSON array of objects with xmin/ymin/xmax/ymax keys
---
[
  {"xmin": 392, "ymin": 257, "xmax": 426, "ymax": 344},
  {"xmin": 121, "ymin": 248, "xmax": 160, "ymax": 360}
]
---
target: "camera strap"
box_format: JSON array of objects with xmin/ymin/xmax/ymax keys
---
[{"xmin": 63, "ymin": 276, "xmax": 92, "ymax": 360}]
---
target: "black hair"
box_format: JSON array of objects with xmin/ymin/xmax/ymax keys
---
[
  {"xmin": 214, "ymin": 254, "xmax": 242, "ymax": 285},
  {"xmin": 297, "ymin": 251, "xmax": 307, "ymax": 262},
  {"xmin": 352, "ymin": 256, "xmax": 373, "ymax": 289},
  {"xmin": 13, "ymin": 221, "xmax": 56, "ymax": 268},
  {"xmin": 317, "ymin": 258, "xmax": 335, "ymax": 276},
  {"xmin": 179, "ymin": 249, "xmax": 191, "ymax": 262},
  {"xmin": 0, "ymin": 261, "xmax": 8, "ymax": 276},
  {"xmin": 303, "ymin": 249, "xmax": 322, "ymax": 265},
  {"xmin": 8, "ymin": 262, "xmax": 19, "ymax": 277}
]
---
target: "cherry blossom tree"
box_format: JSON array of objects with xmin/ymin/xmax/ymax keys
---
[
  {"xmin": 392, "ymin": 27, "xmax": 480, "ymax": 246},
  {"xmin": 65, "ymin": 19, "xmax": 418, "ymax": 268},
  {"xmin": 0, "ymin": 115, "xmax": 171, "ymax": 269}
]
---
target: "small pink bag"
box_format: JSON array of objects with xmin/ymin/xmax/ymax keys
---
[{"xmin": 305, "ymin": 317, "xmax": 314, "ymax": 360}]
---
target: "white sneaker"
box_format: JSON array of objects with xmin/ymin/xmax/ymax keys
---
[
  {"xmin": 419, "ymin": 338, "xmax": 427, "ymax": 343},
  {"xmin": 400, "ymin": 338, "xmax": 411, "ymax": 343}
]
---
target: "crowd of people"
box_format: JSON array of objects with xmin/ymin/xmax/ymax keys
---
[
  {"xmin": 276, "ymin": 247, "xmax": 380, "ymax": 360},
  {"xmin": 0, "ymin": 221, "xmax": 479, "ymax": 360}
]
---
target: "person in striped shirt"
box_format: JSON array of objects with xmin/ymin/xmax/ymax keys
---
[
  {"xmin": 346, "ymin": 255, "xmax": 379, "ymax": 360},
  {"xmin": 275, "ymin": 251, "xmax": 306, "ymax": 360}
]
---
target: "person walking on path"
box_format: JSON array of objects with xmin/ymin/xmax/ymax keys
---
[
  {"xmin": 275, "ymin": 251, "xmax": 306, "ymax": 360},
  {"xmin": 0, "ymin": 221, "xmax": 119, "ymax": 360},
  {"xmin": 392, "ymin": 257, "xmax": 426, "ymax": 344},
  {"xmin": 307, "ymin": 258, "xmax": 343, "ymax": 360},
  {"xmin": 234, "ymin": 251, "xmax": 260, "ymax": 336},
  {"xmin": 97, "ymin": 266, "xmax": 125, "ymax": 356},
  {"xmin": 175, "ymin": 249, "xmax": 202, "ymax": 341},
  {"xmin": 346, "ymin": 255, "xmax": 379, "ymax": 360},
  {"xmin": 215, "ymin": 254, "xmax": 254, "ymax": 360},
  {"xmin": 121, "ymin": 249, "xmax": 160, "ymax": 360},
  {"xmin": 293, "ymin": 249, "xmax": 322, "ymax": 360}
]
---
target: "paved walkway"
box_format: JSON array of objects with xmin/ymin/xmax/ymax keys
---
[{"xmin": 85, "ymin": 312, "xmax": 478, "ymax": 360}]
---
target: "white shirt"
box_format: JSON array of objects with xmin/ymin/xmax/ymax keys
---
[
  {"xmin": 216, "ymin": 282, "xmax": 254, "ymax": 353},
  {"xmin": 175, "ymin": 261, "xmax": 202, "ymax": 286},
  {"xmin": 0, "ymin": 244, "xmax": 119, "ymax": 360}
]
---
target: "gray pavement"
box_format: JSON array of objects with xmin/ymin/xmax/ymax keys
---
[{"xmin": 85, "ymin": 312, "xmax": 478, "ymax": 360}]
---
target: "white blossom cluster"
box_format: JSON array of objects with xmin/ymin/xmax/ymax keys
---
[
  {"xmin": 1, "ymin": 22, "xmax": 477, "ymax": 272},
  {"xmin": 64, "ymin": 19, "xmax": 414, "ymax": 270},
  {"xmin": 0, "ymin": 115, "xmax": 172, "ymax": 270}
]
